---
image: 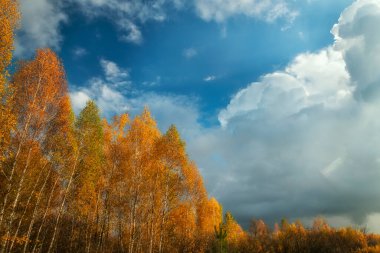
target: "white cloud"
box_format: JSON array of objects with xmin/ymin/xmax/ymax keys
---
[
  {"xmin": 118, "ymin": 20, "xmax": 143, "ymax": 44},
  {"xmin": 331, "ymin": 0, "xmax": 380, "ymax": 100},
  {"xmin": 183, "ymin": 48, "xmax": 198, "ymax": 59},
  {"xmin": 70, "ymin": 91, "xmax": 91, "ymax": 113},
  {"xmin": 99, "ymin": 59, "xmax": 131, "ymax": 88},
  {"xmin": 219, "ymin": 47, "xmax": 351, "ymax": 127},
  {"xmin": 70, "ymin": 79, "xmax": 130, "ymax": 116},
  {"xmin": 100, "ymin": 59, "xmax": 128, "ymax": 80},
  {"xmin": 194, "ymin": 0, "xmax": 298, "ymax": 24},
  {"xmin": 204, "ymin": 75, "xmax": 217, "ymax": 82},
  {"xmin": 96, "ymin": 84, "xmax": 131, "ymax": 116},
  {"xmin": 15, "ymin": 0, "xmax": 67, "ymax": 57},
  {"xmin": 70, "ymin": 59, "xmax": 133, "ymax": 115}
]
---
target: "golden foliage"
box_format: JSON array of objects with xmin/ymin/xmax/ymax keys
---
[
  {"xmin": 0, "ymin": 0, "xmax": 19, "ymax": 161},
  {"xmin": 0, "ymin": 0, "xmax": 19, "ymax": 74}
]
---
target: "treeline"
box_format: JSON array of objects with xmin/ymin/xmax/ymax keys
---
[
  {"xmin": 0, "ymin": 1, "xmax": 226, "ymax": 252},
  {"xmin": 217, "ymin": 216, "xmax": 380, "ymax": 253}
]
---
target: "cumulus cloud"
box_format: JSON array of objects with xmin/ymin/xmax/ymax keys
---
[
  {"xmin": 15, "ymin": 0, "xmax": 67, "ymax": 57},
  {"xmin": 186, "ymin": 0, "xmax": 380, "ymax": 231},
  {"xmin": 194, "ymin": 0, "xmax": 298, "ymax": 24},
  {"xmin": 218, "ymin": 47, "xmax": 351, "ymax": 127},
  {"xmin": 332, "ymin": 0, "xmax": 380, "ymax": 101}
]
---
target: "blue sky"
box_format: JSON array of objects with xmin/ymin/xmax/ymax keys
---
[
  {"xmin": 18, "ymin": 0, "xmax": 380, "ymax": 231},
  {"xmin": 66, "ymin": 1, "xmax": 351, "ymax": 125},
  {"xmin": 17, "ymin": 0, "xmax": 352, "ymax": 125}
]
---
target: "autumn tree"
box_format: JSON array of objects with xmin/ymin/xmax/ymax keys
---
[
  {"xmin": 58, "ymin": 100, "xmax": 105, "ymax": 253},
  {"xmin": 223, "ymin": 212, "xmax": 246, "ymax": 252},
  {"xmin": 244, "ymin": 219, "xmax": 272, "ymax": 253},
  {"xmin": 123, "ymin": 108, "xmax": 161, "ymax": 253},
  {"xmin": 197, "ymin": 197, "xmax": 223, "ymax": 251},
  {"xmin": 154, "ymin": 125, "xmax": 190, "ymax": 252},
  {"xmin": 166, "ymin": 202, "xmax": 197, "ymax": 252},
  {"xmin": 31, "ymin": 95, "xmax": 77, "ymax": 253},
  {"xmin": 102, "ymin": 113, "xmax": 130, "ymax": 252},
  {"xmin": 0, "ymin": 48, "xmax": 73, "ymax": 253},
  {"xmin": 0, "ymin": 0, "xmax": 19, "ymax": 164}
]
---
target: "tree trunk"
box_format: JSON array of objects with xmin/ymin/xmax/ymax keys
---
[
  {"xmin": 7, "ymin": 163, "xmax": 46, "ymax": 253},
  {"xmin": 31, "ymin": 177, "xmax": 59, "ymax": 253},
  {"xmin": 22, "ymin": 166, "xmax": 53, "ymax": 253},
  {"xmin": 1, "ymin": 148, "xmax": 33, "ymax": 253},
  {"xmin": 0, "ymin": 74, "xmax": 43, "ymax": 229},
  {"xmin": 47, "ymin": 153, "xmax": 79, "ymax": 253}
]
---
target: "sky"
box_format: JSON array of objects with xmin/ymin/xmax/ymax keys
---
[{"xmin": 15, "ymin": 0, "xmax": 380, "ymax": 232}]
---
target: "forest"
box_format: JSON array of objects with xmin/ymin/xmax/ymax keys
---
[{"xmin": 2, "ymin": 0, "xmax": 380, "ymax": 252}]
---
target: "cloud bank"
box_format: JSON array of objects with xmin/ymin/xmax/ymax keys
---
[{"xmin": 188, "ymin": 0, "xmax": 380, "ymax": 229}]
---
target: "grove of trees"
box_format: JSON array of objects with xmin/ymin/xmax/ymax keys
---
[
  {"xmin": 219, "ymin": 217, "xmax": 380, "ymax": 253},
  {"xmin": 2, "ymin": 1, "xmax": 380, "ymax": 253},
  {"xmin": 0, "ymin": 1, "xmax": 224, "ymax": 252}
]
